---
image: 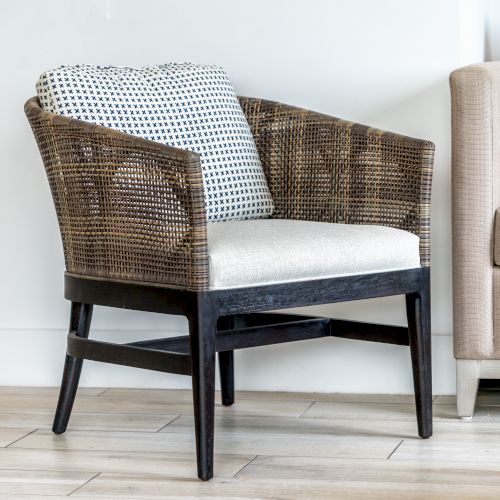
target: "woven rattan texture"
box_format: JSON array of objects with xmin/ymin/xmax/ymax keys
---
[
  {"xmin": 239, "ymin": 97, "xmax": 434, "ymax": 267},
  {"xmin": 26, "ymin": 96, "xmax": 433, "ymax": 291},
  {"xmin": 25, "ymin": 98, "xmax": 208, "ymax": 291}
]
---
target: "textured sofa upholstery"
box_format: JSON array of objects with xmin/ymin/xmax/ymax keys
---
[
  {"xmin": 493, "ymin": 209, "xmax": 500, "ymax": 266},
  {"xmin": 450, "ymin": 62, "xmax": 500, "ymax": 416}
]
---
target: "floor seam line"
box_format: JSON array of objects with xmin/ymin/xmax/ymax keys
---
[
  {"xmin": 232, "ymin": 455, "xmax": 259, "ymax": 478},
  {"xmin": 297, "ymin": 401, "xmax": 316, "ymax": 418},
  {"xmin": 67, "ymin": 471, "xmax": 101, "ymax": 496},
  {"xmin": 156, "ymin": 415, "xmax": 183, "ymax": 432},
  {"xmin": 6, "ymin": 444, "xmax": 395, "ymax": 460},
  {"xmin": 4, "ymin": 429, "xmax": 39, "ymax": 448},
  {"xmin": 386, "ymin": 439, "xmax": 404, "ymax": 459}
]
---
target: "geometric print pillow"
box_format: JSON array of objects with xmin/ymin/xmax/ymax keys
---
[{"xmin": 36, "ymin": 63, "xmax": 274, "ymax": 222}]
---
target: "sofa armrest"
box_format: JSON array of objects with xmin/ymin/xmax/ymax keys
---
[
  {"xmin": 25, "ymin": 97, "xmax": 208, "ymax": 291},
  {"xmin": 239, "ymin": 97, "xmax": 434, "ymax": 267},
  {"xmin": 450, "ymin": 63, "xmax": 500, "ymax": 358}
]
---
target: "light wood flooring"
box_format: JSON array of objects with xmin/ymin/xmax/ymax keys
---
[{"xmin": 0, "ymin": 387, "xmax": 500, "ymax": 498}]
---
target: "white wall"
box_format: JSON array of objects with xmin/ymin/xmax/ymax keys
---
[
  {"xmin": 485, "ymin": 0, "xmax": 500, "ymax": 60},
  {"xmin": 0, "ymin": 0, "xmax": 485, "ymax": 393}
]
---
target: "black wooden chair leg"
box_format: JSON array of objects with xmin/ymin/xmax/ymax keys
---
[
  {"xmin": 189, "ymin": 296, "xmax": 217, "ymax": 481},
  {"xmin": 217, "ymin": 316, "xmax": 235, "ymax": 407},
  {"xmin": 406, "ymin": 270, "xmax": 432, "ymax": 439},
  {"xmin": 218, "ymin": 351, "xmax": 235, "ymax": 406},
  {"xmin": 53, "ymin": 302, "xmax": 93, "ymax": 434}
]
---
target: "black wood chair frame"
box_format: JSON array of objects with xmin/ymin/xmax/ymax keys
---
[{"xmin": 56, "ymin": 266, "xmax": 431, "ymax": 480}]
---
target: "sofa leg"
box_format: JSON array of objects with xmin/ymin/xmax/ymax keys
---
[
  {"xmin": 456, "ymin": 360, "xmax": 480, "ymax": 418},
  {"xmin": 219, "ymin": 351, "xmax": 235, "ymax": 406},
  {"xmin": 406, "ymin": 271, "xmax": 432, "ymax": 439},
  {"xmin": 189, "ymin": 296, "xmax": 217, "ymax": 481},
  {"xmin": 53, "ymin": 302, "xmax": 93, "ymax": 434}
]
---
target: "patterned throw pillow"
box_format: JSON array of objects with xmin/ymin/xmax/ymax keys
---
[{"xmin": 36, "ymin": 64, "xmax": 274, "ymax": 222}]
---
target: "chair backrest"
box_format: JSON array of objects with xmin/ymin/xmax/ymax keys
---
[
  {"xmin": 240, "ymin": 96, "xmax": 434, "ymax": 268},
  {"xmin": 25, "ymin": 97, "xmax": 209, "ymax": 291}
]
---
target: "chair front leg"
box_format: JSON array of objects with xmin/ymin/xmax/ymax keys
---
[
  {"xmin": 189, "ymin": 294, "xmax": 218, "ymax": 481},
  {"xmin": 406, "ymin": 268, "xmax": 432, "ymax": 439},
  {"xmin": 53, "ymin": 302, "xmax": 93, "ymax": 434}
]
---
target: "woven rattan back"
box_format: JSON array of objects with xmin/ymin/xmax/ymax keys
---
[
  {"xmin": 239, "ymin": 97, "xmax": 433, "ymax": 267},
  {"xmin": 25, "ymin": 98, "xmax": 208, "ymax": 291},
  {"xmin": 26, "ymin": 95, "xmax": 432, "ymax": 292}
]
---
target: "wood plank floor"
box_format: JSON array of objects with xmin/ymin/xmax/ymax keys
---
[{"xmin": 0, "ymin": 388, "xmax": 500, "ymax": 498}]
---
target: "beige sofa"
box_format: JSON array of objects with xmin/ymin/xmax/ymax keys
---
[{"xmin": 451, "ymin": 62, "xmax": 500, "ymax": 417}]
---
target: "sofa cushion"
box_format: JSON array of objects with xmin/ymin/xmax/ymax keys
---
[
  {"xmin": 36, "ymin": 63, "xmax": 274, "ymax": 222},
  {"xmin": 207, "ymin": 219, "xmax": 420, "ymax": 289}
]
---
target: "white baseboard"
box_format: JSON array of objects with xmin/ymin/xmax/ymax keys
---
[{"xmin": 0, "ymin": 329, "xmax": 456, "ymax": 394}]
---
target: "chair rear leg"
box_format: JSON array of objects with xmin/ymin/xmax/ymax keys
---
[
  {"xmin": 189, "ymin": 297, "xmax": 217, "ymax": 481},
  {"xmin": 217, "ymin": 316, "xmax": 235, "ymax": 407},
  {"xmin": 406, "ymin": 270, "xmax": 432, "ymax": 439},
  {"xmin": 218, "ymin": 351, "xmax": 235, "ymax": 406},
  {"xmin": 53, "ymin": 302, "xmax": 93, "ymax": 434}
]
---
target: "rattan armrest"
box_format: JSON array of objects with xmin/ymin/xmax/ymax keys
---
[
  {"xmin": 25, "ymin": 97, "xmax": 208, "ymax": 291},
  {"xmin": 239, "ymin": 97, "xmax": 434, "ymax": 266}
]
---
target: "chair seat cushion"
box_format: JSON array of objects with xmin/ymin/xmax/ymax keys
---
[
  {"xmin": 207, "ymin": 219, "xmax": 420, "ymax": 289},
  {"xmin": 36, "ymin": 63, "xmax": 273, "ymax": 223}
]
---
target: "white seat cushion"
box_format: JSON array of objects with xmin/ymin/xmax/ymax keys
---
[
  {"xmin": 207, "ymin": 219, "xmax": 420, "ymax": 289},
  {"xmin": 36, "ymin": 63, "xmax": 273, "ymax": 222}
]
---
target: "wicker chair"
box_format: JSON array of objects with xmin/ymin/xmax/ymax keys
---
[{"xmin": 25, "ymin": 95, "xmax": 434, "ymax": 480}]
